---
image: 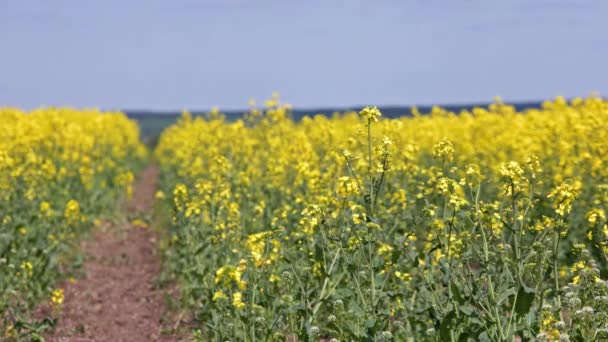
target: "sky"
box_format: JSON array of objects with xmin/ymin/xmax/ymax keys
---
[{"xmin": 1, "ymin": 0, "xmax": 607, "ymax": 111}]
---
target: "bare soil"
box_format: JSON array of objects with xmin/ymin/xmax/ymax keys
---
[{"xmin": 39, "ymin": 166, "xmax": 184, "ymax": 342}]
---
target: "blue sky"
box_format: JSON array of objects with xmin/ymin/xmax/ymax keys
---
[{"xmin": 1, "ymin": 0, "xmax": 606, "ymax": 110}]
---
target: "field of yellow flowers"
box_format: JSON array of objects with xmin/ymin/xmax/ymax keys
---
[
  {"xmin": 2, "ymin": 96, "xmax": 608, "ymax": 341},
  {"xmin": 155, "ymin": 95, "xmax": 608, "ymax": 341},
  {"xmin": 0, "ymin": 108, "xmax": 146, "ymax": 335}
]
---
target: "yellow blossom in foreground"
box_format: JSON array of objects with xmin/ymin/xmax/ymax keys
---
[
  {"xmin": 212, "ymin": 290, "xmax": 228, "ymax": 302},
  {"xmin": 20, "ymin": 261, "xmax": 33, "ymax": 277},
  {"xmin": 155, "ymin": 190, "xmax": 166, "ymax": 199},
  {"xmin": 548, "ymin": 181, "xmax": 581, "ymax": 216},
  {"xmin": 51, "ymin": 288, "xmax": 64, "ymax": 306},
  {"xmin": 359, "ymin": 106, "xmax": 382, "ymax": 122},
  {"xmin": 232, "ymin": 292, "xmax": 246, "ymax": 310},
  {"xmin": 64, "ymin": 199, "xmax": 81, "ymax": 222},
  {"xmin": 131, "ymin": 219, "xmax": 149, "ymax": 229}
]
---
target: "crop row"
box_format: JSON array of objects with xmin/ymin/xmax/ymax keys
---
[
  {"xmin": 0, "ymin": 108, "xmax": 146, "ymax": 336},
  {"xmin": 155, "ymin": 96, "xmax": 608, "ymax": 341}
]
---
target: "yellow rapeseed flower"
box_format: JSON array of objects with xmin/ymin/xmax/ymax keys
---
[
  {"xmin": 359, "ymin": 106, "xmax": 382, "ymax": 122},
  {"xmin": 51, "ymin": 288, "xmax": 64, "ymax": 306}
]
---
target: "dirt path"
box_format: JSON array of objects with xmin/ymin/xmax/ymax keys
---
[{"xmin": 42, "ymin": 166, "xmax": 181, "ymax": 342}]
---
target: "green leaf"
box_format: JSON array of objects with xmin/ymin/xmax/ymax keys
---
[
  {"xmin": 451, "ymin": 282, "xmax": 465, "ymax": 305},
  {"xmin": 459, "ymin": 305, "xmax": 474, "ymax": 316},
  {"xmin": 497, "ymin": 287, "xmax": 517, "ymax": 305},
  {"xmin": 457, "ymin": 332, "xmax": 470, "ymax": 342},
  {"xmin": 514, "ymin": 286, "xmax": 535, "ymax": 316},
  {"xmin": 440, "ymin": 310, "xmax": 457, "ymax": 342}
]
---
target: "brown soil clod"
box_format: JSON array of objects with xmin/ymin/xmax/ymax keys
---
[{"xmin": 41, "ymin": 166, "xmax": 183, "ymax": 342}]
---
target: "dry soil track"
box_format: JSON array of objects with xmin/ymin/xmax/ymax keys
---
[{"xmin": 40, "ymin": 166, "xmax": 182, "ymax": 342}]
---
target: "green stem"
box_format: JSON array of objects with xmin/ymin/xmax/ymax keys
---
[
  {"xmin": 554, "ymin": 226, "xmax": 563, "ymax": 314},
  {"xmin": 367, "ymin": 120, "xmax": 373, "ymax": 217},
  {"xmin": 477, "ymin": 185, "xmax": 506, "ymax": 341}
]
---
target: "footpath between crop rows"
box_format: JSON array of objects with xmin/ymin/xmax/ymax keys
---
[{"xmin": 37, "ymin": 166, "xmax": 182, "ymax": 342}]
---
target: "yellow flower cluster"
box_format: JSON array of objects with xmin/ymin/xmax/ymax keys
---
[
  {"xmin": 51, "ymin": 288, "xmax": 64, "ymax": 306},
  {"xmin": 359, "ymin": 106, "xmax": 382, "ymax": 122}
]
